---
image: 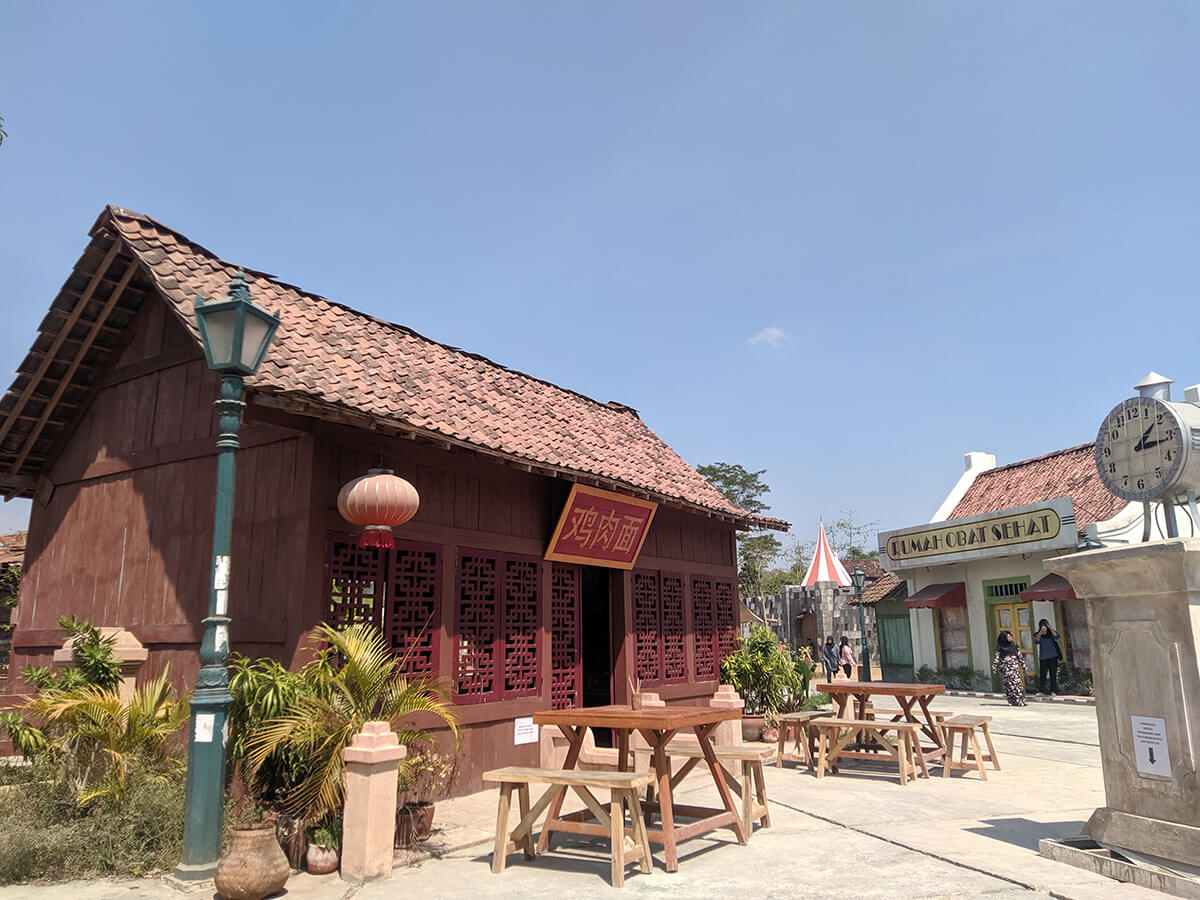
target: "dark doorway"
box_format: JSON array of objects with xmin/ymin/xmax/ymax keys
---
[{"xmin": 580, "ymin": 565, "xmax": 613, "ymax": 745}]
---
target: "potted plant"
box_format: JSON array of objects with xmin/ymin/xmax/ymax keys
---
[
  {"xmin": 304, "ymin": 818, "xmax": 340, "ymax": 875},
  {"xmin": 395, "ymin": 746, "xmax": 457, "ymax": 847},
  {"xmin": 720, "ymin": 626, "xmax": 810, "ymax": 741}
]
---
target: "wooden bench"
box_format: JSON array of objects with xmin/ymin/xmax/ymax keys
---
[
  {"xmin": 811, "ymin": 718, "xmax": 923, "ymax": 785},
  {"xmin": 659, "ymin": 743, "xmax": 775, "ymax": 835},
  {"xmin": 482, "ymin": 766, "xmax": 654, "ymax": 888},
  {"xmin": 776, "ymin": 711, "xmax": 832, "ymax": 770},
  {"xmin": 939, "ymin": 715, "xmax": 1000, "ymax": 780}
]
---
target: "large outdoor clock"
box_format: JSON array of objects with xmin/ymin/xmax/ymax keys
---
[{"xmin": 1095, "ymin": 395, "xmax": 1200, "ymax": 502}]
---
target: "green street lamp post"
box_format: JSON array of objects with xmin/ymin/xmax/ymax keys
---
[
  {"xmin": 175, "ymin": 271, "xmax": 279, "ymax": 880},
  {"xmin": 850, "ymin": 567, "xmax": 870, "ymax": 682}
]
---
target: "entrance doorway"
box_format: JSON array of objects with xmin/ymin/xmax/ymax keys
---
[
  {"xmin": 992, "ymin": 603, "xmax": 1035, "ymax": 675},
  {"xmin": 580, "ymin": 565, "xmax": 613, "ymax": 746}
]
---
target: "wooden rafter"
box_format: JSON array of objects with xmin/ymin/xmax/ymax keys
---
[
  {"xmin": 11, "ymin": 258, "xmax": 139, "ymax": 473},
  {"xmin": 0, "ymin": 239, "xmax": 121, "ymax": 449}
]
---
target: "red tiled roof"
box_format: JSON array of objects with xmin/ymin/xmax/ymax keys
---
[
  {"xmin": 839, "ymin": 558, "xmax": 883, "ymax": 579},
  {"xmin": 948, "ymin": 443, "xmax": 1126, "ymax": 531},
  {"xmin": 0, "ymin": 532, "xmax": 25, "ymax": 567},
  {"xmin": 847, "ymin": 571, "xmax": 903, "ymax": 606},
  {"xmin": 100, "ymin": 208, "xmax": 783, "ymax": 529}
]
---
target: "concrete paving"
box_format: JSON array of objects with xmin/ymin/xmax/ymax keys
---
[{"xmin": 0, "ymin": 695, "xmax": 1172, "ymax": 899}]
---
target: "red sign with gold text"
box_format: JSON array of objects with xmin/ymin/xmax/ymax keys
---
[{"xmin": 544, "ymin": 484, "xmax": 658, "ymax": 569}]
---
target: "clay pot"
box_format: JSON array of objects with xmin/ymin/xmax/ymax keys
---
[
  {"xmin": 305, "ymin": 843, "xmax": 339, "ymax": 875},
  {"xmin": 761, "ymin": 728, "xmax": 780, "ymax": 744},
  {"xmin": 215, "ymin": 823, "xmax": 290, "ymax": 900},
  {"xmin": 395, "ymin": 802, "xmax": 436, "ymax": 847},
  {"xmin": 274, "ymin": 814, "xmax": 307, "ymax": 871},
  {"xmin": 741, "ymin": 715, "xmax": 764, "ymax": 742}
]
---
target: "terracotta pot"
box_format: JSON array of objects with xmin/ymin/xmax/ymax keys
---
[
  {"xmin": 395, "ymin": 802, "xmax": 436, "ymax": 847},
  {"xmin": 761, "ymin": 728, "xmax": 779, "ymax": 744},
  {"xmin": 215, "ymin": 823, "xmax": 290, "ymax": 900},
  {"xmin": 305, "ymin": 844, "xmax": 339, "ymax": 875},
  {"xmin": 741, "ymin": 715, "xmax": 764, "ymax": 742}
]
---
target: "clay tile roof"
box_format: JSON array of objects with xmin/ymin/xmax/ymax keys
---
[
  {"xmin": 948, "ymin": 443, "xmax": 1125, "ymax": 531},
  {"xmin": 97, "ymin": 208, "xmax": 785, "ymax": 530},
  {"xmin": 0, "ymin": 531, "xmax": 26, "ymax": 567},
  {"xmin": 848, "ymin": 571, "xmax": 904, "ymax": 606},
  {"xmin": 839, "ymin": 558, "xmax": 883, "ymax": 579}
]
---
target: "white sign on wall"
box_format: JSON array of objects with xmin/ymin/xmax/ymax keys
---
[
  {"xmin": 1130, "ymin": 715, "xmax": 1170, "ymax": 777},
  {"xmin": 194, "ymin": 713, "xmax": 215, "ymax": 744},
  {"xmin": 514, "ymin": 717, "xmax": 538, "ymax": 745}
]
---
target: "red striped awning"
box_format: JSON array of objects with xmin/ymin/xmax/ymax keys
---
[
  {"xmin": 903, "ymin": 582, "xmax": 966, "ymax": 609},
  {"xmin": 1020, "ymin": 573, "xmax": 1076, "ymax": 604}
]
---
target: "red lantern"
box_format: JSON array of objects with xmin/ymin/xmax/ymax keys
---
[{"xmin": 336, "ymin": 468, "xmax": 420, "ymax": 549}]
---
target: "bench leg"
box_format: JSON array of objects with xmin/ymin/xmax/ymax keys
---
[
  {"xmin": 492, "ymin": 783, "xmax": 513, "ymax": 874},
  {"xmin": 816, "ymin": 730, "xmax": 828, "ymax": 778},
  {"xmin": 942, "ymin": 729, "xmax": 955, "ymax": 778},
  {"xmin": 897, "ymin": 733, "xmax": 908, "ymax": 786},
  {"xmin": 739, "ymin": 760, "xmax": 753, "ymax": 835},
  {"xmin": 517, "ymin": 784, "xmax": 535, "ymax": 859},
  {"xmin": 610, "ymin": 791, "xmax": 625, "ymax": 888},
  {"xmin": 981, "ymin": 723, "xmax": 1001, "ymax": 770},
  {"xmin": 777, "ymin": 725, "xmax": 786, "ymax": 768},
  {"xmin": 625, "ymin": 788, "xmax": 653, "ymax": 874},
  {"xmin": 969, "ymin": 730, "xmax": 987, "ymax": 781},
  {"xmin": 751, "ymin": 760, "xmax": 770, "ymax": 828}
]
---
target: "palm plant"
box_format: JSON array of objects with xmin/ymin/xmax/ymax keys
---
[
  {"xmin": 244, "ymin": 622, "xmax": 458, "ymax": 823},
  {"xmin": 22, "ymin": 668, "xmax": 189, "ymax": 805}
]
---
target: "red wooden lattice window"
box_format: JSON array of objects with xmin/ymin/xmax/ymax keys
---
[
  {"xmin": 692, "ymin": 577, "xmax": 717, "ymax": 680},
  {"xmin": 324, "ymin": 537, "xmax": 441, "ymax": 678},
  {"xmin": 454, "ymin": 549, "xmax": 542, "ymax": 704},
  {"xmin": 661, "ymin": 574, "xmax": 687, "ymax": 682},
  {"xmin": 632, "ymin": 570, "xmax": 663, "ymax": 685},
  {"xmin": 550, "ymin": 564, "xmax": 581, "ymax": 710},
  {"xmin": 715, "ymin": 579, "xmax": 738, "ymax": 662}
]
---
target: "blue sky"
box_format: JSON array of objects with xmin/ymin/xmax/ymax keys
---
[{"xmin": 2, "ymin": 2, "xmax": 1199, "ymax": 550}]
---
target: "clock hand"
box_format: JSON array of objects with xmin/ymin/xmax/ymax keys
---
[{"xmin": 1134, "ymin": 424, "xmax": 1159, "ymax": 452}]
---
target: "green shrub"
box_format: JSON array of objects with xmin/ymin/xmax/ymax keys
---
[
  {"xmin": 0, "ymin": 763, "xmax": 185, "ymax": 883},
  {"xmin": 1057, "ymin": 664, "xmax": 1094, "ymax": 696},
  {"xmin": 914, "ymin": 664, "xmax": 991, "ymax": 691},
  {"xmin": 800, "ymin": 691, "xmax": 831, "ymax": 711},
  {"xmin": 720, "ymin": 626, "xmax": 810, "ymax": 716}
]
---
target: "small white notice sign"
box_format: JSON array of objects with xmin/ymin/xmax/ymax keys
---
[
  {"xmin": 195, "ymin": 713, "xmax": 216, "ymax": 744},
  {"xmin": 1131, "ymin": 715, "xmax": 1170, "ymax": 777},
  {"xmin": 514, "ymin": 717, "xmax": 538, "ymax": 745}
]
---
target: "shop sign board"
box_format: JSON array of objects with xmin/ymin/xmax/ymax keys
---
[
  {"xmin": 545, "ymin": 484, "xmax": 658, "ymax": 569},
  {"xmin": 878, "ymin": 497, "xmax": 1076, "ymax": 570}
]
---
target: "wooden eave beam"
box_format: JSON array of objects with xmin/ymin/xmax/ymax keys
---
[
  {"xmin": 11, "ymin": 259, "xmax": 139, "ymax": 473},
  {"xmin": 0, "ymin": 239, "xmax": 122, "ymax": 449}
]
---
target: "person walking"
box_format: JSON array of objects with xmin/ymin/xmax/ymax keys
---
[
  {"xmin": 1035, "ymin": 619, "xmax": 1063, "ymax": 695},
  {"xmin": 821, "ymin": 636, "xmax": 838, "ymax": 681},
  {"xmin": 838, "ymin": 636, "xmax": 855, "ymax": 678},
  {"xmin": 991, "ymin": 630, "xmax": 1027, "ymax": 706}
]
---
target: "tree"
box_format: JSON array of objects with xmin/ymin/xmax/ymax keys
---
[
  {"xmin": 738, "ymin": 533, "xmax": 782, "ymax": 600},
  {"xmin": 797, "ymin": 510, "xmax": 881, "ymax": 564},
  {"xmin": 0, "ymin": 116, "xmax": 6, "ymax": 147},
  {"xmin": 695, "ymin": 462, "xmax": 771, "ymax": 515}
]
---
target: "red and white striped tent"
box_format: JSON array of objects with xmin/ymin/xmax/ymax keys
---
[{"xmin": 802, "ymin": 521, "xmax": 851, "ymax": 587}]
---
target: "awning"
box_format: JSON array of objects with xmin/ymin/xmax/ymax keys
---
[
  {"xmin": 1020, "ymin": 573, "xmax": 1076, "ymax": 604},
  {"xmin": 903, "ymin": 582, "xmax": 966, "ymax": 609}
]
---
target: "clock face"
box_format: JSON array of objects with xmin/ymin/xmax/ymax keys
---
[{"xmin": 1095, "ymin": 398, "xmax": 1185, "ymax": 501}]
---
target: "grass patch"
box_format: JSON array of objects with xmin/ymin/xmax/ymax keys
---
[{"xmin": 0, "ymin": 764, "xmax": 184, "ymax": 883}]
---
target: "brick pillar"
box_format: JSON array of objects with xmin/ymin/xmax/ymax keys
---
[
  {"xmin": 341, "ymin": 722, "xmax": 406, "ymax": 882},
  {"xmin": 710, "ymin": 684, "xmax": 744, "ymax": 746}
]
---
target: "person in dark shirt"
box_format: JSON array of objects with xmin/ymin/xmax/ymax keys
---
[
  {"xmin": 821, "ymin": 636, "xmax": 838, "ymax": 680},
  {"xmin": 1035, "ymin": 619, "xmax": 1063, "ymax": 695}
]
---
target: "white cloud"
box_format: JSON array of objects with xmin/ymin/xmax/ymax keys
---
[{"xmin": 748, "ymin": 326, "xmax": 790, "ymax": 349}]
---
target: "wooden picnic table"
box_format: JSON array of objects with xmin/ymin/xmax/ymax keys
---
[
  {"xmin": 814, "ymin": 681, "xmax": 947, "ymax": 773},
  {"xmin": 533, "ymin": 705, "xmax": 747, "ymax": 872}
]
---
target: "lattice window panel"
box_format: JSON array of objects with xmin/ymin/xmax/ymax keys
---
[
  {"xmin": 661, "ymin": 574, "xmax": 687, "ymax": 682},
  {"xmin": 550, "ymin": 565, "xmax": 581, "ymax": 710},
  {"xmin": 326, "ymin": 542, "xmax": 384, "ymax": 631},
  {"xmin": 633, "ymin": 570, "xmax": 663, "ymax": 685},
  {"xmin": 715, "ymin": 580, "xmax": 738, "ymax": 664},
  {"xmin": 386, "ymin": 542, "xmax": 441, "ymax": 678},
  {"xmin": 692, "ymin": 577, "xmax": 717, "ymax": 679},
  {"xmin": 454, "ymin": 549, "xmax": 542, "ymax": 703},
  {"xmin": 454, "ymin": 554, "xmax": 498, "ymax": 702},
  {"xmin": 502, "ymin": 558, "xmax": 540, "ymax": 697}
]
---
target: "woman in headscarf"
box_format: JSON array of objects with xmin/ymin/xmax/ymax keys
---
[{"xmin": 992, "ymin": 630, "xmax": 1027, "ymax": 706}]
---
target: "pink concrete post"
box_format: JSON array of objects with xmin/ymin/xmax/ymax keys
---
[
  {"xmin": 341, "ymin": 721, "xmax": 406, "ymax": 882},
  {"xmin": 710, "ymin": 684, "xmax": 745, "ymax": 746}
]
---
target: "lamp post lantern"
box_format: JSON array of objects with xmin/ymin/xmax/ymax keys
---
[
  {"xmin": 175, "ymin": 271, "xmax": 279, "ymax": 880},
  {"xmin": 850, "ymin": 567, "xmax": 870, "ymax": 682}
]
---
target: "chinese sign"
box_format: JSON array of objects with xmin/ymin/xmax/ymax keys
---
[{"xmin": 545, "ymin": 484, "xmax": 658, "ymax": 569}]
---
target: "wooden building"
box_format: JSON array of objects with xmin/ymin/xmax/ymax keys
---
[{"xmin": 0, "ymin": 207, "xmax": 786, "ymax": 789}]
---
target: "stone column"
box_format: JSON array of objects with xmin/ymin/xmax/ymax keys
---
[
  {"xmin": 53, "ymin": 627, "xmax": 147, "ymax": 703},
  {"xmin": 1046, "ymin": 539, "xmax": 1200, "ymax": 865},
  {"xmin": 341, "ymin": 721, "xmax": 406, "ymax": 882},
  {"xmin": 710, "ymin": 684, "xmax": 744, "ymax": 746}
]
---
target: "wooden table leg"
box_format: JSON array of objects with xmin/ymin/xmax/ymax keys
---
[
  {"xmin": 617, "ymin": 728, "xmax": 630, "ymax": 772},
  {"xmin": 537, "ymin": 724, "xmax": 584, "ymax": 853},
  {"xmin": 695, "ymin": 723, "xmax": 749, "ymax": 846},
  {"xmin": 651, "ymin": 734, "xmax": 679, "ymax": 872}
]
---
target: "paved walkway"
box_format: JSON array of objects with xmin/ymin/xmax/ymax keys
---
[{"xmin": 0, "ymin": 695, "xmax": 1167, "ymax": 899}]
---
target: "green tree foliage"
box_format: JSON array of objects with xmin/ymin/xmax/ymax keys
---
[
  {"xmin": 0, "ymin": 564, "xmax": 19, "ymax": 610},
  {"xmin": 19, "ymin": 615, "xmax": 124, "ymax": 693},
  {"xmin": 0, "ymin": 117, "xmax": 6, "ymax": 147},
  {"xmin": 719, "ymin": 625, "xmax": 812, "ymax": 716},
  {"xmin": 695, "ymin": 462, "xmax": 771, "ymax": 515},
  {"xmin": 244, "ymin": 622, "xmax": 459, "ymax": 823}
]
